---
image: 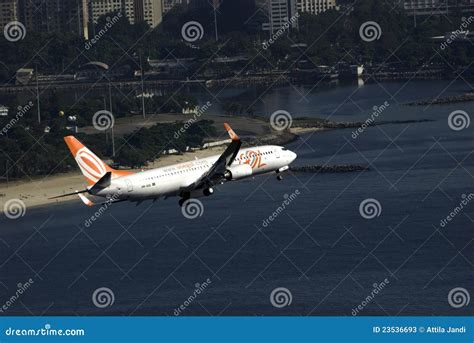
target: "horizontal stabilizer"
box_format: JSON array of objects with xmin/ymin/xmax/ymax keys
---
[{"xmin": 48, "ymin": 189, "xmax": 88, "ymax": 200}]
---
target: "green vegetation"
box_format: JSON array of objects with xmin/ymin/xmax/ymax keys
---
[
  {"xmin": 114, "ymin": 120, "xmax": 217, "ymax": 168},
  {"xmin": 0, "ymin": 81, "xmax": 207, "ymax": 180},
  {"xmin": 0, "ymin": 89, "xmax": 197, "ymax": 126},
  {"xmin": 0, "ymin": 104, "xmax": 217, "ymax": 179}
]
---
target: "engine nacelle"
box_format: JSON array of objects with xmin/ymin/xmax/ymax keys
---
[{"xmin": 224, "ymin": 164, "xmax": 253, "ymax": 180}]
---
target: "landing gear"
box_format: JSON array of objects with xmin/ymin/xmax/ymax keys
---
[
  {"xmin": 179, "ymin": 192, "xmax": 191, "ymax": 207},
  {"xmin": 276, "ymin": 165, "xmax": 289, "ymax": 181}
]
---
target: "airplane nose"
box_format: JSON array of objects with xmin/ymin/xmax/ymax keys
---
[{"xmin": 290, "ymin": 151, "xmax": 297, "ymax": 162}]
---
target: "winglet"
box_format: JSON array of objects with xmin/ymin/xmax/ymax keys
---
[{"xmin": 224, "ymin": 123, "xmax": 239, "ymax": 141}]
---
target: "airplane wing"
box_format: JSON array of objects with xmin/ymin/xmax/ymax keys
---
[{"xmin": 180, "ymin": 123, "xmax": 241, "ymax": 193}]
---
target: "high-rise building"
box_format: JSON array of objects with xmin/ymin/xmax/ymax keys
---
[
  {"xmin": 89, "ymin": 0, "xmax": 162, "ymax": 28},
  {"xmin": 141, "ymin": 0, "xmax": 162, "ymax": 27},
  {"xmin": 402, "ymin": 0, "xmax": 474, "ymax": 15},
  {"xmin": 296, "ymin": 0, "xmax": 336, "ymax": 14},
  {"xmin": 20, "ymin": 0, "xmax": 88, "ymax": 38},
  {"xmin": 403, "ymin": 0, "xmax": 445, "ymax": 15},
  {"xmin": 162, "ymin": 0, "xmax": 189, "ymax": 13},
  {"xmin": 262, "ymin": 0, "xmax": 298, "ymax": 34},
  {"xmin": 89, "ymin": 0, "xmax": 134, "ymax": 23},
  {"xmin": 82, "ymin": 0, "xmax": 89, "ymax": 40},
  {"xmin": 0, "ymin": 0, "xmax": 19, "ymax": 29},
  {"xmin": 162, "ymin": 0, "xmax": 221, "ymax": 13}
]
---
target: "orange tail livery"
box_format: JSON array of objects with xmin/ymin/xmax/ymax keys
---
[{"xmin": 64, "ymin": 136, "xmax": 133, "ymax": 185}]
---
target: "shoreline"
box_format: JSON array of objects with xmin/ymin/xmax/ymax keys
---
[
  {"xmin": 0, "ymin": 128, "xmax": 305, "ymax": 211},
  {"xmin": 0, "ymin": 116, "xmax": 433, "ymax": 211},
  {"xmin": 404, "ymin": 92, "xmax": 474, "ymax": 106}
]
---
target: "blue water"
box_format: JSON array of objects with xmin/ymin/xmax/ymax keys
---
[{"xmin": 0, "ymin": 80, "xmax": 472, "ymax": 316}]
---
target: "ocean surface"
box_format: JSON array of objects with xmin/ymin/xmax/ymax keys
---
[{"xmin": 0, "ymin": 80, "xmax": 472, "ymax": 316}]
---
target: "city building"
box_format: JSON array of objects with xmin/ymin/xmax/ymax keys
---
[
  {"xmin": 402, "ymin": 0, "xmax": 474, "ymax": 15},
  {"xmin": 20, "ymin": 0, "xmax": 88, "ymax": 38},
  {"xmin": 89, "ymin": 0, "xmax": 134, "ymax": 23},
  {"xmin": 0, "ymin": 105, "xmax": 9, "ymax": 116},
  {"xmin": 296, "ymin": 0, "xmax": 337, "ymax": 14},
  {"xmin": 162, "ymin": 0, "xmax": 189, "ymax": 13},
  {"xmin": 262, "ymin": 0, "xmax": 299, "ymax": 34},
  {"xmin": 0, "ymin": 0, "xmax": 19, "ymax": 29},
  {"xmin": 15, "ymin": 67, "xmax": 33, "ymax": 85},
  {"xmin": 89, "ymin": 0, "xmax": 162, "ymax": 28},
  {"xmin": 142, "ymin": 0, "xmax": 163, "ymax": 27}
]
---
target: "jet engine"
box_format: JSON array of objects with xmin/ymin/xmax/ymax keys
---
[{"xmin": 224, "ymin": 164, "xmax": 253, "ymax": 180}]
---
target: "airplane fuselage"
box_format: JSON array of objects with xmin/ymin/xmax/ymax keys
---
[
  {"xmin": 97, "ymin": 145, "xmax": 296, "ymax": 201},
  {"xmin": 58, "ymin": 124, "xmax": 298, "ymax": 207}
]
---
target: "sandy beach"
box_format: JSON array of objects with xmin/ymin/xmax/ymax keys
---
[{"xmin": 0, "ymin": 146, "xmax": 226, "ymax": 211}]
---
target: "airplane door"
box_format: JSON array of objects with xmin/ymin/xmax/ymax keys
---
[
  {"xmin": 125, "ymin": 179, "xmax": 133, "ymax": 192},
  {"xmin": 274, "ymin": 148, "xmax": 280, "ymax": 158}
]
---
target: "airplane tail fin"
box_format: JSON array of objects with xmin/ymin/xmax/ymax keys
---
[{"xmin": 64, "ymin": 136, "xmax": 132, "ymax": 185}]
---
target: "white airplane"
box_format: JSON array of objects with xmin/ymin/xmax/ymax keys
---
[{"xmin": 52, "ymin": 123, "xmax": 298, "ymax": 207}]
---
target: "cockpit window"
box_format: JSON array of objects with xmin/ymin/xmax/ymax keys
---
[{"xmin": 282, "ymin": 148, "xmax": 288, "ymax": 151}]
